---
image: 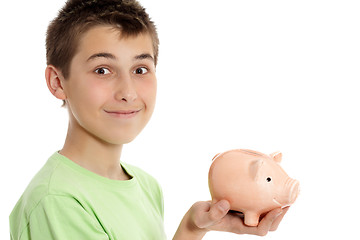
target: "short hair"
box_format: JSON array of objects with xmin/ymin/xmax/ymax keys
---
[{"xmin": 46, "ymin": 0, "xmax": 159, "ymax": 79}]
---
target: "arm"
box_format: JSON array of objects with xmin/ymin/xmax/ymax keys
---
[{"xmin": 173, "ymin": 200, "xmax": 289, "ymax": 240}]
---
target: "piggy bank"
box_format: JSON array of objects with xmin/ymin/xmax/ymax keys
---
[{"xmin": 208, "ymin": 149, "xmax": 299, "ymax": 227}]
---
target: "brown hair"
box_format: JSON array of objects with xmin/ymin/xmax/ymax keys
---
[{"xmin": 46, "ymin": 0, "xmax": 159, "ymax": 80}]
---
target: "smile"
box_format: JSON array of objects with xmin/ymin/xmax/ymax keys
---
[{"xmin": 104, "ymin": 109, "xmax": 141, "ymax": 119}]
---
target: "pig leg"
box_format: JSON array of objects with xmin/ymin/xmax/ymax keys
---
[{"xmin": 244, "ymin": 212, "xmax": 260, "ymax": 227}]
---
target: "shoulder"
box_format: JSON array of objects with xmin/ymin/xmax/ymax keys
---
[
  {"xmin": 12, "ymin": 153, "xmax": 63, "ymax": 211},
  {"xmin": 10, "ymin": 152, "xmax": 85, "ymax": 229},
  {"xmin": 9, "ymin": 152, "xmax": 71, "ymax": 238},
  {"xmin": 11, "ymin": 194, "xmax": 108, "ymax": 240},
  {"xmin": 20, "ymin": 152, "xmax": 86, "ymax": 198}
]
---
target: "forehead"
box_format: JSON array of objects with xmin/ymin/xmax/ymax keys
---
[{"xmin": 75, "ymin": 25, "xmax": 154, "ymax": 59}]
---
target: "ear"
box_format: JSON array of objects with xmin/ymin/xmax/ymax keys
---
[
  {"xmin": 270, "ymin": 151, "xmax": 282, "ymax": 163},
  {"xmin": 249, "ymin": 159, "xmax": 263, "ymax": 181},
  {"xmin": 212, "ymin": 153, "xmax": 221, "ymax": 161},
  {"xmin": 45, "ymin": 65, "xmax": 67, "ymax": 100}
]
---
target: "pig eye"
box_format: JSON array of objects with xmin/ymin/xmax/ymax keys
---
[{"xmin": 266, "ymin": 177, "xmax": 272, "ymax": 182}]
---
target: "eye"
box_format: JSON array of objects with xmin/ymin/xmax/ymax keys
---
[
  {"xmin": 94, "ymin": 67, "xmax": 111, "ymax": 75},
  {"xmin": 266, "ymin": 177, "xmax": 272, "ymax": 182},
  {"xmin": 133, "ymin": 67, "xmax": 148, "ymax": 75}
]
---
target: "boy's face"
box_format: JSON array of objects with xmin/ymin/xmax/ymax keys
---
[{"xmin": 61, "ymin": 26, "xmax": 157, "ymax": 145}]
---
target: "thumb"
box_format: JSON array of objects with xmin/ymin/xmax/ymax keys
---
[{"xmin": 194, "ymin": 200, "xmax": 230, "ymax": 229}]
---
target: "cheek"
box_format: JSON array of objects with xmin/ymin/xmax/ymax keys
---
[
  {"xmin": 83, "ymin": 81, "xmax": 109, "ymax": 104},
  {"xmin": 67, "ymin": 79, "xmax": 109, "ymax": 120},
  {"xmin": 140, "ymin": 79, "xmax": 157, "ymax": 109},
  {"xmin": 78, "ymin": 79, "xmax": 110, "ymax": 104}
]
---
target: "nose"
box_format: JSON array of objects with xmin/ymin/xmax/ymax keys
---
[
  {"xmin": 288, "ymin": 179, "xmax": 300, "ymax": 204},
  {"xmin": 115, "ymin": 77, "xmax": 137, "ymax": 103}
]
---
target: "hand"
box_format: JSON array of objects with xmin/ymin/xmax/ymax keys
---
[
  {"xmin": 191, "ymin": 200, "xmax": 289, "ymax": 236},
  {"xmin": 173, "ymin": 200, "xmax": 289, "ymax": 239}
]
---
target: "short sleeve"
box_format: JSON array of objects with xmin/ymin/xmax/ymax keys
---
[
  {"xmin": 155, "ymin": 180, "xmax": 165, "ymax": 219},
  {"xmin": 19, "ymin": 195, "xmax": 109, "ymax": 240}
]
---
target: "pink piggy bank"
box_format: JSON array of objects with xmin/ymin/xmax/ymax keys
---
[{"xmin": 208, "ymin": 149, "xmax": 299, "ymax": 227}]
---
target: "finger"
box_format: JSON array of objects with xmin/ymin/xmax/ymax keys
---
[
  {"xmin": 254, "ymin": 208, "xmax": 283, "ymax": 236},
  {"xmin": 193, "ymin": 200, "xmax": 230, "ymax": 229},
  {"xmin": 270, "ymin": 206, "xmax": 290, "ymax": 231}
]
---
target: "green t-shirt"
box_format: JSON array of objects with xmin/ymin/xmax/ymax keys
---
[{"xmin": 10, "ymin": 152, "xmax": 166, "ymax": 240}]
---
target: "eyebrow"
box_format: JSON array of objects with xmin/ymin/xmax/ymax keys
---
[
  {"xmin": 87, "ymin": 52, "xmax": 154, "ymax": 62},
  {"xmin": 134, "ymin": 53, "xmax": 154, "ymax": 62},
  {"xmin": 87, "ymin": 52, "xmax": 117, "ymax": 62}
]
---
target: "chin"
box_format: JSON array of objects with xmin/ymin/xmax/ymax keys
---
[
  {"xmin": 99, "ymin": 121, "xmax": 150, "ymax": 145},
  {"xmin": 103, "ymin": 132, "xmax": 141, "ymax": 145}
]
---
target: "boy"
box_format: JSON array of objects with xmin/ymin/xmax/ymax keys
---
[{"xmin": 9, "ymin": 0, "xmax": 288, "ymax": 239}]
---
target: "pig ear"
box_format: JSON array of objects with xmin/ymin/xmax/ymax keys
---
[
  {"xmin": 270, "ymin": 151, "xmax": 282, "ymax": 163},
  {"xmin": 212, "ymin": 153, "xmax": 221, "ymax": 161},
  {"xmin": 249, "ymin": 159, "xmax": 263, "ymax": 181}
]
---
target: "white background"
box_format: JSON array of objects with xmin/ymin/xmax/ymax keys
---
[{"xmin": 1, "ymin": 0, "xmax": 360, "ymax": 239}]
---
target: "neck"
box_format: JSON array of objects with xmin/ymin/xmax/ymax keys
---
[{"xmin": 60, "ymin": 118, "xmax": 130, "ymax": 181}]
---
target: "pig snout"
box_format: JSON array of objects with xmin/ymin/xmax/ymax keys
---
[{"xmin": 286, "ymin": 178, "xmax": 300, "ymax": 204}]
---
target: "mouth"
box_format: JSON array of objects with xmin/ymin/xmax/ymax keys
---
[{"xmin": 104, "ymin": 109, "xmax": 142, "ymax": 119}]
